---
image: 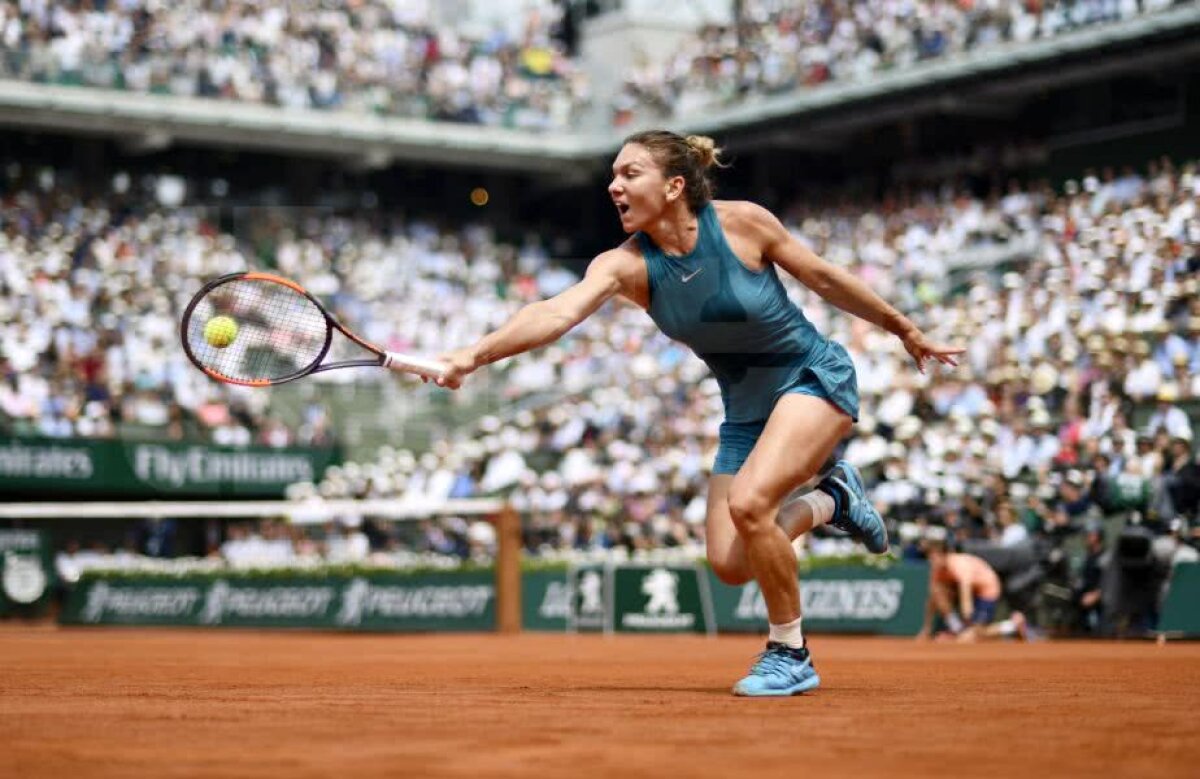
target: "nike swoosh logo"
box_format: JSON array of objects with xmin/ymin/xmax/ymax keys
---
[{"xmin": 681, "ymin": 268, "xmax": 704, "ymax": 283}]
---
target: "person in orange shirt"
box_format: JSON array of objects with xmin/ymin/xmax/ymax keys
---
[{"xmin": 917, "ymin": 539, "xmax": 1028, "ymax": 642}]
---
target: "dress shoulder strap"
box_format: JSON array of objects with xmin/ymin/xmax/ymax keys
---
[{"xmin": 635, "ymin": 231, "xmax": 665, "ymax": 301}]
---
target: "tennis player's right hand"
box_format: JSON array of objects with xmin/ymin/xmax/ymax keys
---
[{"xmin": 428, "ymin": 347, "xmax": 478, "ymax": 390}]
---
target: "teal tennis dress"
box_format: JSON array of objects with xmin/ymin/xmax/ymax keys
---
[{"xmin": 637, "ymin": 203, "xmax": 859, "ymax": 474}]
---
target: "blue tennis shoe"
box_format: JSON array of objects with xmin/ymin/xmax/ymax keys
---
[
  {"xmin": 732, "ymin": 642, "xmax": 821, "ymax": 697},
  {"xmin": 820, "ymin": 460, "xmax": 889, "ymax": 554}
]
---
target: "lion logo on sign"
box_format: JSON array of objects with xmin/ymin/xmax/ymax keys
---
[
  {"xmin": 642, "ymin": 568, "xmax": 679, "ymax": 615},
  {"xmin": 336, "ymin": 578, "xmax": 370, "ymax": 627},
  {"xmin": 200, "ymin": 580, "xmax": 230, "ymax": 625},
  {"xmin": 578, "ymin": 570, "xmax": 604, "ymax": 615}
]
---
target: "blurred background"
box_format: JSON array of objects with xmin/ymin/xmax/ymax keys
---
[{"xmin": 1, "ymin": 0, "xmax": 1198, "ymax": 638}]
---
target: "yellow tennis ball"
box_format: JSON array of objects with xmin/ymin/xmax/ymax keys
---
[{"xmin": 204, "ymin": 315, "xmax": 238, "ymax": 348}]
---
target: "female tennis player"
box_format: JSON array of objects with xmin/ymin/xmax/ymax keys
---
[{"xmin": 434, "ymin": 130, "xmax": 962, "ymax": 696}]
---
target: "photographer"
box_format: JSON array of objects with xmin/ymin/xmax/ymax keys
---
[{"xmin": 1076, "ymin": 524, "xmax": 1108, "ymax": 635}]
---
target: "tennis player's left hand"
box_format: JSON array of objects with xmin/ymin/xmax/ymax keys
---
[{"xmin": 900, "ymin": 329, "xmax": 964, "ymax": 374}]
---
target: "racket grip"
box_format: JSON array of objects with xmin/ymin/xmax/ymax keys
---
[{"xmin": 383, "ymin": 352, "xmax": 447, "ymax": 379}]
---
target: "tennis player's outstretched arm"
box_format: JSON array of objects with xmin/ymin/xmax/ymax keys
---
[
  {"xmin": 433, "ymin": 249, "xmax": 632, "ymax": 389},
  {"xmin": 735, "ymin": 201, "xmax": 963, "ymax": 373}
]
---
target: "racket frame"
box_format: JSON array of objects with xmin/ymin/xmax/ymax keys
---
[{"xmin": 181, "ymin": 271, "xmax": 423, "ymax": 387}]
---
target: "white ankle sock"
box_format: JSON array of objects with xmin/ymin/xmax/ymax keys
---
[
  {"xmin": 796, "ymin": 491, "xmax": 836, "ymax": 529},
  {"xmin": 768, "ymin": 616, "xmax": 804, "ymax": 648}
]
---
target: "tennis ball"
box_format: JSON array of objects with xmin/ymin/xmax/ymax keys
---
[{"xmin": 204, "ymin": 315, "xmax": 238, "ymax": 348}]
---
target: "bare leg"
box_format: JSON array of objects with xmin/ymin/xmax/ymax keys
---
[
  {"xmin": 707, "ymin": 479, "xmax": 826, "ymax": 585},
  {"xmin": 725, "ymin": 395, "xmax": 853, "ymax": 625},
  {"xmin": 708, "ymin": 475, "xmax": 807, "ymax": 620},
  {"xmin": 926, "ymin": 584, "xmax": 979, "ymax": 639},
  {"xmin": 929, "ymin": 581, "xmax": 956, "ymax": 622},
  {"xmin": 738, "ymin": 519, "xmax": 802, "ymax": 624},
  {"xmin": 967, "ymin": 612, "xmax": 1028, "ymax": 642}
]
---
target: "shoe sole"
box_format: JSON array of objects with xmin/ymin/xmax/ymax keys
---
[
  {"xmin": 732, "ymin": 674, "xmax": 822, "ymax": 697},
  {"xmin": 834, "ymin": 460, "xmax": 888, "ymax": 555}
]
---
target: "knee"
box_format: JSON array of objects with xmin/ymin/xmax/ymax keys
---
[
  {"xmin": 727, "ymin": 483, "xmax": 775, "ymax": 537},
  {"xmin": 707, "ymin": 552, "xmax": 753, "ymax": 586}
]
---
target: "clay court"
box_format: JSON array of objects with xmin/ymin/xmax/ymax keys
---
[{"xmin": 2, "ymin": 628, "xmax": 1197, "ymax": 778}]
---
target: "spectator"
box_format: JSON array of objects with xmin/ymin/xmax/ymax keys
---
[
  {"xmin": 1076, "ymin": 524, "xmax": 1108, "ymax": 634},
  {"xmin": 1159, "ymin": 436, "xmax": 1200, "ymax": 520},
  {"xmin": 994, "ymin": 502, "xmax": 1028, "ymax": 547},
  {"xmin": 1145, "ymin": 384, "xmax": 1194, "ymax": 441}
]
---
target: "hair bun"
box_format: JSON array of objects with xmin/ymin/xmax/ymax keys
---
[
  {"xmin": 620, "ymin": 129, "xmax": 724, "ymax": 210},
  {"xmin": 684, "ymin": 135, "xmax": 721, "ymax": 169}
]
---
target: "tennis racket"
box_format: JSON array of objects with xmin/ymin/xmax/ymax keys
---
[{"xmin": 180, "ymin": 271, "xmax": 447, "ymax": 386}]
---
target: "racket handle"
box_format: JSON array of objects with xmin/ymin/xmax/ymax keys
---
[{"xmin": 383, "ymin": 352, "xmax": 447, "ymax": 379}]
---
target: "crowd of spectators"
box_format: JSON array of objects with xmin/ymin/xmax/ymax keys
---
[
  {"xmin": 0, "ymin": 161, "xmax": 576, "ymax": 448},
  {"xmin": 53, "ymin": 512, "xmax": 496, "ymax": 586},
  {"xmin": 293, "ymin": 152, "xmax": 1198, "ymax": 636},
  {"xmin": 0, "ymin": 0, "xmax": 589, "ymax": 131},
  {"xmin": 286, "ymin": 155, "xmax": 1199, "ymax": 561},
  {"xmin": 6, "ymin": 0, "xmax": 1190, "ymax": 135},
  {"xmin": 8, "ymin": 151, "xmax": 1200, "ymax": 632},
  {"xmin": 613, "ymin": 0, "xmax": 1187, "ymax": 125}
]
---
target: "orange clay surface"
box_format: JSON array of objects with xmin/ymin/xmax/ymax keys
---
[{"xmin": 2, "ymin": 627, "xmax": 1198, "ymax": 778}]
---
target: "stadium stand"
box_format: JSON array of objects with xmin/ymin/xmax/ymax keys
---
[
  {"xmin": 0, "ymin": 0, "xmax": 589, "ymax": 130},
  {"xmin": 612, "ymin": 0, "xmax": 1189, "ymax": 125}
]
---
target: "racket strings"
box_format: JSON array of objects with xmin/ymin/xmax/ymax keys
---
[{"xmin": 186, "ymin": 278, "xmax": 329, "ymax": 383}]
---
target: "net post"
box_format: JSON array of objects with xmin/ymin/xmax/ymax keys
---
[{"xmin": 494, "ymin": 504, "xmax": 522, "ymax": 634}]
